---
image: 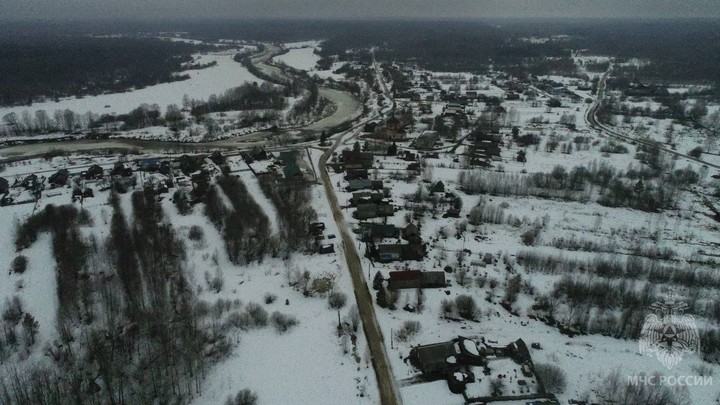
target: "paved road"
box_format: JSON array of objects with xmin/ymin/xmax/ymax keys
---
[
  {"xmin": 319, "ymin": 131, "xmax": 402, "ymax": 405},
  {"xmin": 586, "ymin": 69, "xmax": 720, "ymax": 170}
]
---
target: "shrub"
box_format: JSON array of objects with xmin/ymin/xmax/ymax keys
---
[
  {"xmin": 440, "ymin": 299, "xmax": 455, "ymax": 318},
  {"xmin": 173, "ymin": 189, "xmax": 192, "ymax": 215},
  {"xmin": 270, "ymin": 311, "xmax": 299, "ymax": 333},
  {"xmin": 228, "ymin": 311, "xmax": 255, "ymax": 330},
  {"xmin": 225, "ymin": 388, "xmax": 258, "ymax": 405},
  {"xmin": 246, "ymin": 303, "xmax": 268, "ymax": 327},
  {"xmin": 376, "ymin": 286, "xmax": 388, "ymax": 308},
  {"xmin": 520, "ymin": 226, "xmax": 541, "ymax": 246},
  {"xmin": 2, "ymin": 296, "xmax": 24, "ymax": 325},
  {"xmin": 395, "ymin": 320, "xmax": 421, "ymax": 342},
  {"xmin": 77, "ymin": 209, "xmax": 94, "ymax": 226},
  {"xmin": 205, "ymin": 269, "xmax": 224, "ymax": 293},
  {"xmin": 264, "ymin": 293, "xmax": 277, "ymax": 304},
  {"xmin": 688, "ymin": 146, "xmax": 703, "ymax": 158},
  {"xmin": 455, "ymin": 295, "xmax": 477, "ymax": 320},
  {"xmin": 534, "ymin": 363, "xmax": 567, "ymax": 394},
  {"xmin": 188, "ymin": 225, "xmax": 205, "ymax": 242},
  {"xmin": 599, "ymin": 142, "xmax": 628, "ymax": 154},
  {"xmin": 11, "ymin": 256, "xmax": 28, "ymax": 274},
  {"xmin": 328, "ymin": 291, "xmax": 348, "ymax": 310}
]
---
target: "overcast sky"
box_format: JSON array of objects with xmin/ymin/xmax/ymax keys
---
[{"xmin": 1, "ymin": 0, "xmax": 718, "ymax": 21}]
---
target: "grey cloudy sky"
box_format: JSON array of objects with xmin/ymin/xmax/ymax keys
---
[{"xmin": 1, "ymin": 0, "xmax": 718, "ymax": 20}]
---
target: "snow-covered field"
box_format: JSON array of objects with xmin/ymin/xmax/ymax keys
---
[
  {"xmin": 0, "ymin": 48, "xmax": 259, "ymax": 118},
  {"xmin": 0, "ymin": 151, "xmax": 379, "ymax": 405},
  {"xmin": 326, "ymin": 60, "xmax": 720, "ymax": 400},
  {"xmin": 274, "ymin": 47, "xmax": 320, "ymax": 72}
]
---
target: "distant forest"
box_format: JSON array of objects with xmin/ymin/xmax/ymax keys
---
[
  {"xmin": 0, "ymin": 33, "xmax": 207, "ymax": 106},
  {"xmin": 169, "ymin": 18, "xmax": 719, "ymax": 86},
  {"xmin": 318, "ymin": 19, "xmax": 720, "ymax": 86},
  {"xmin": 0, "ymin": 18, "xmax": 718, "ymax": 107}
]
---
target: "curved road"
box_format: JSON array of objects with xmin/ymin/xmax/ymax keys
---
[
  {"xmin": 586, "ymin": 69, "xmax": 720, "ymax": 170},
  {"xmin": 319, "ymin": 128, "xmax": 402, "ymax": 405}
]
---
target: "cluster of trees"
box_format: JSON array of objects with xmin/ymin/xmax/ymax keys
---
[
  {"xmin": 188, "ymin": 82, "xmax": 287, "ymax": 118},
  {"xmin": 519, "ymin": 249, "xmax": 720, "ymax": 357},
  {"xmin": 286, "ymin": 81, "xmax": 332, "ymax": 124},
  {"xmin": 596, "ymin": 95, "xmax": 713, "ymax": 126},
  {"xmin": 593, "ymin": 370, "xmax": 689, "ymax": 405},
  {"xmin": 206, "ymin": 175, "xmax": 273, "ymax": 264},
  {"xmin": 458, "ymin": 159, "xmax": 694, "ymax": 212},
  {"xmin": 257, "ymin": 175, "xmax": 318, "ymax": 253},
  {"xmin": 2, "ymin": 194, "xmax": 235, "ymax": 403},
  {"xmin": 2, "ymin": 103, "xmax": 176, "ymax": 136},
  {"xmin": 0, "ymin": 296, "xmax": 39, "ymax": 362},
  {"xmin": 234, "ymin": 50, "xmax": 289, "ymax": 86},
  {"xmin": 0, "ymin": 35, "xmax": 200, "ymax": 106}
]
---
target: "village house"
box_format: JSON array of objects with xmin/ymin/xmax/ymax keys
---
[
  {"xmin": 112, "ymin": 161, "xmax": 133, "ymax": 177},
  {"xmin": 83, "ymin": 164, "xmax": 105, "ymax": 180},
  {"xmin": 374, "ymin": 242, "xmax": 425, "ymax": 262},
  {"xmin": 407, "ymin": 336, "xmax": 486, "ymax": 376},
  {"xmin": 346, "ymin": 179, "xmax": 383, "ymax": 192},
  {"xmin": 387, "ymin": 270, "xmax": 446, "ymax": 289},
  {"xmin": 350, "ymin": 190, "xmax": 385, "ymax": 206},
  {"xmin": 48, "ymin": 169, "xmax": 70, "ymax": 188},
  {"xmin": 356, "ymin": 223, "xmax": 400, "ymax": 241},
  {"xmin": 344, "ymin": 169, "xmax": 368, "ymax": 180},
  {"xmin": 377, "ymin": 244, "xmax": 403, "ymax": 262},
  {"xmin": 341, "ymin": 149, "xmax": 374, "ymax": 170},
  {"xmin": 353, "ymin": 203, "xmax": 394, "ymax": 220}
]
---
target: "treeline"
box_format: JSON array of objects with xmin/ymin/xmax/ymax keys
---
[
  {"xmin": 521, "ymin": 250, "xmax": 720, "ymax": 357},
  {"xmin": 233, "ymin": 48, "xmax": 292, "ymax": 86},
  {"xmin": 14, "ymin": 204, "xmax": 92, "ymax": 321},
  {"xmin": 518, "ymin": 251, "xmax": 720, "ymax": 293},
  {"xmin": 1, "ymin": 81, "xmax": 288, "ymax": 136},
  {"xmin": 0, "ymin": 35, "xmax": 201, "ymax": 106},
  {"xmin": 205, "ymin": 175, "xmax": 274, "ymax": 264},
  {"xmin": 257, "ymin": 175, "xmax": 318, "ymax": 253},
  {"xmin": 188, "ymin": 82, "xmax": 287, "ymax": 118},
  {"xmin": 2, "ymin": 196, "xmax": 233, "ymax": 403},
  {"xmin": 458, "ymin": 159, "xmax": 694, "ymax": 212}
]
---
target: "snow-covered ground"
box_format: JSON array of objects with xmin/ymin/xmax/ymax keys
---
[
  {"xmin": 0, "ymin": 48, "xmax": 260, "ymax": 118},
  {"xmin": 326, "ymin": 77, "xmax": 720, "ymax": 402},
  {"xmin": 274, "ymin": 47, "xmax": 320, "ymax": 72},
  {"xmin": 0, "ymin": 148, "xmax": 379, "ymax": 405}
]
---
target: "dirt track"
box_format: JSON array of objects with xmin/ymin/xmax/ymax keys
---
[{"xmin": 319, "ymin": 131, "xmax": 402, "ymax": 405}]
